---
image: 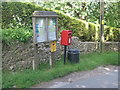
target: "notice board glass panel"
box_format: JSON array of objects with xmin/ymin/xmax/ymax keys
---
[
  {"xmin": 35, "ymin": 18, "xmax": 47, "ymax": 43},
  {"xmin": 48, "ymin": 18, "xmax": 57, "ymax": 41}
]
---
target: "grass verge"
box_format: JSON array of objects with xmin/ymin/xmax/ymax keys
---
[{"xmin": 2, "ymin": 51, "xmax": 119, "ymax": 88}]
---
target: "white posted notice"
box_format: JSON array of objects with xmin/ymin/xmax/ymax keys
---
[
  {"xmin": 48, "ymin": 18, "xmax": 56, "ymax": 41},
  {"xmin": 35, "ymin": 18, "xmax": 47, "ymax": 43}
]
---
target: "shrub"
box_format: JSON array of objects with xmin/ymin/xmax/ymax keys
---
[
  {"xmin": 2, "ymin": 2, "xmax": 120, "ymax": 42},
  {"xmin": 2, "ymin": 28, "xmax": 32, "ymax": 46}
]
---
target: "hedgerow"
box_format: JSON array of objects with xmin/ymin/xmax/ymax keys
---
[
  {"xmin": 2, "ymin": 28, "xmax": 32, "ymax": 46},
  {"xmin": 2, "ymin": 2, "xmax": 120, "ymax": 42}
]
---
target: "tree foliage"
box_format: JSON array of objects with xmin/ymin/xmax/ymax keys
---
[
  {"xmin": 2, "ymin": 2, "xmax": 120, "ymax": 43},
  {"xmin": 38, "ymin": 1, "xmax": 120, "ymax": 28}
]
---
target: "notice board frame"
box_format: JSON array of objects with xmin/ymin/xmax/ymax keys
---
[{"xmin": 32, "ymin": 11, "xmax": 58, "ymax": 44}]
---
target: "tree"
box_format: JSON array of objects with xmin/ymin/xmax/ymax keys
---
[{"xmin": 36, "ymin": 1, "xmax": 119, "ymax": 27}]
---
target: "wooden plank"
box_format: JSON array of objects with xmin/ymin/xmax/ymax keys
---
[{"xmin": 100, "ymin": 0, "xmax": 104, "ymax": 53}]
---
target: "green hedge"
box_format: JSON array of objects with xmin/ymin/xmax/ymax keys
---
[
  {"xmin": 2, "ymin": 28, "xmax": 32, "ymax": 46},
  {"xmin": 2, "ymin": 2, "xmax": 120, "ymax": 41}
]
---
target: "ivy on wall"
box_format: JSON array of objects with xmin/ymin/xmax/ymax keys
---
[{"xmin": 2, "ymin": 2, "xmax": 120, "ymax": 42}]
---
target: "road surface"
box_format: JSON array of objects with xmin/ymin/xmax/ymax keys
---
[{"xmin": 32, "ymin": 65, "xmax": 119, "ymax": 88}]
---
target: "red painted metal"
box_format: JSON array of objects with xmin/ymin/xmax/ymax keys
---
[{"xmin": 60, "ymin": 30, "xmax": 72, "ymax": 46}]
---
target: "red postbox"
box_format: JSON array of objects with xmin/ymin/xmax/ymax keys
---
[{"xmin": 60, "ymin": 30, "xmax": 72, "ymax": 46}]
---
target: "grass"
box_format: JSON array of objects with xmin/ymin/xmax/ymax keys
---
[{"xmin": 2, "ymin": 51, "xmax": 119, "ymax": 88}]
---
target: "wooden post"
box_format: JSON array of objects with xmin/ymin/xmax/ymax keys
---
[
  {"xmin": 50, "ymin": 52, "xmax": 55, "ymax": 68},
  {"xmin": 50, "ymin": 41, "xmax": 56, "ymax": 68},
  {"xmin": 100, "ymin": 0, "xmax": 104, "ymax": 53},
  {"xmin": 33, "ymin": 44, "xmax": 39, "ymax": 70},
  {"xmin": 32, "ymin": 17, "xmax": 39, "ymax": 70}
]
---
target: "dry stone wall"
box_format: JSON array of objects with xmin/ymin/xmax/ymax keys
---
[
  {"xmin": 2, "ymin": 37, "xmax": 119, "ymax": 71},
  {"xmin": 2, "ymin": 39, "xmax": 63, "ymax": 71},
  {"xmin": 69, "ymin": 37, "xmax": 119, "ymax": 53}
]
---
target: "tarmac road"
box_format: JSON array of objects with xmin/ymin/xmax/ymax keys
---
[
  {"xmin": 49, "ymin": 71, "xmax": 118, "ymax": 88},
  {"xmin": 32, "ymin": 65, "xmax": 119, "ymax": 88}
]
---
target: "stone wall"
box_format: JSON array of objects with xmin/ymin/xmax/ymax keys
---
[
  {"xmin": 2, "ymin": 40, "xmax": 63, "ymax": 71},
  {"xmin": 69, "ymin": 37, "xmax": 119, "ymax": 53},
  {"xmin": 2, "ymin": 37, "xmax": 119, "ymax": 71}
]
